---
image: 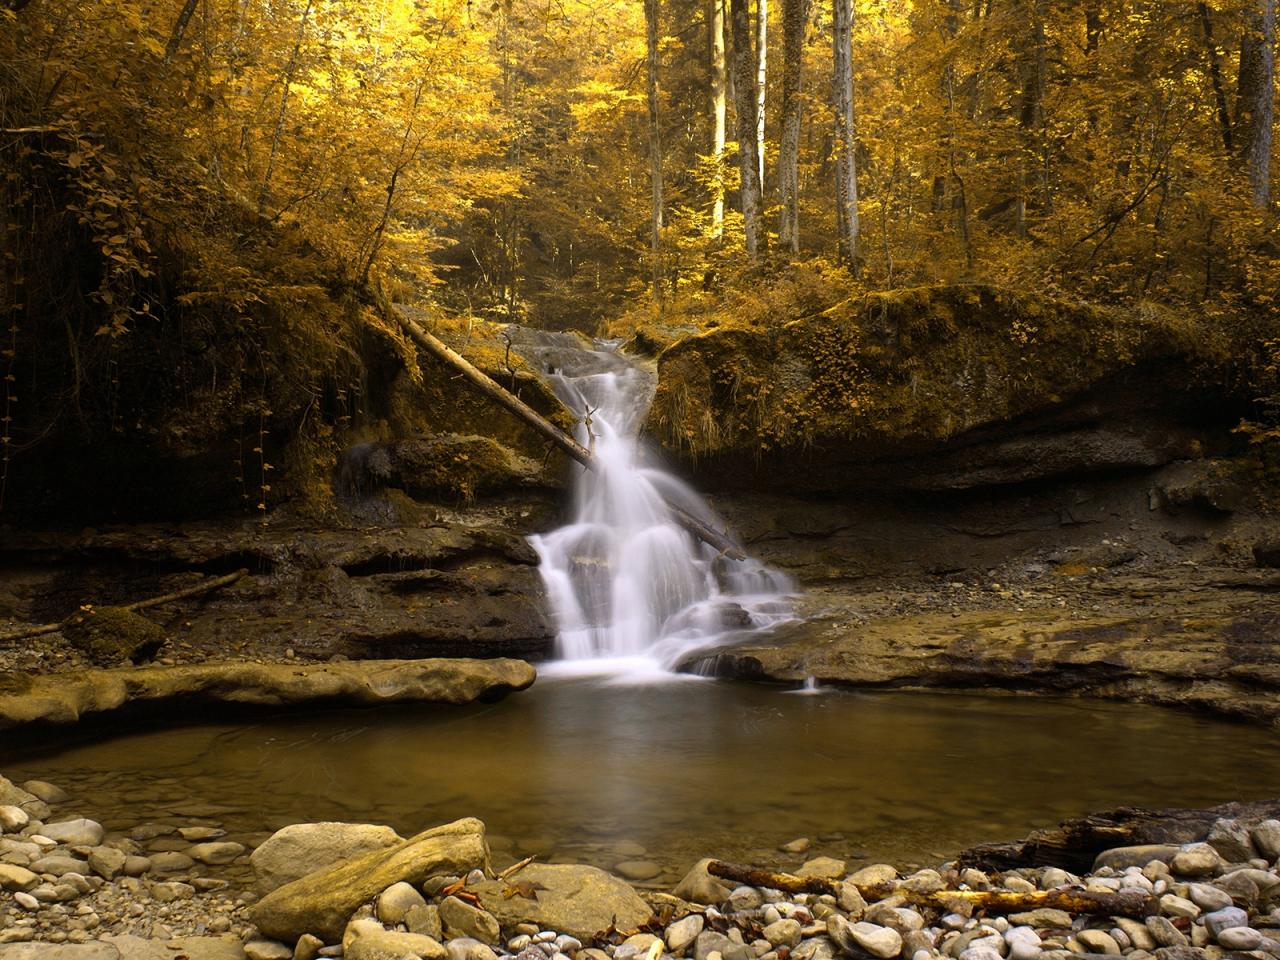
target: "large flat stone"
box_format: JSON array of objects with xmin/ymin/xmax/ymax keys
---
[
  {"xmin": 0, "ymin": 659, "xmax": 536, "ymax": 731},
  {"xmin": 472, "ymin": 863, "xmax": 654, "ymax": 939},
  {"xmin": 251, "ymin": 817, "xmax": 490, "ymax": 944},
  {"xmin": 251, "ymin": 822, "xmax": 403, "ymax": 894}
]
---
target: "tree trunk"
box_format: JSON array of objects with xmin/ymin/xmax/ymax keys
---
[
  {"xmin": 1199, "ymin": 3, "xmax": 1234, "ymax": 155},
  {"xmin": 163, "ymin": 0, "xmax": 200, "ymax": 63},
  {"xmin": 645, "ymin": 0, "xmax": 665, "ymax": 300},
  {"xmin": 257, "ymin": 0, "xmax": 313, "ymax": 217},
  {"xmin": 778, "ymin": 0, "xmax": 809, "ymax": 253},
  {"xmin": 710, "ymin": 0, "xmax": 728, "ymax": 239},
  {"xmin": 1236, "ymin": 0, "xmax": 1275, "ymax": 208},
  {"xmin": 831, "ymin": 0, "xmax": 858, "ymax": 267},
  {"xmin": 731, "ymin": 0, "xmax": 766, "ymax": 257},
  {"xmin": 756, "ymin": 0, "xmax": 768, "ymax": 191},
  {"xmin": 1015, "ymin": 0, "xmax": 1047, "ymax": 235}
]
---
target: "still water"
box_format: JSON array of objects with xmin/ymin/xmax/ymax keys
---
[{"xmin": 4, "ymin": 679, "xmax": 1279, "ymax": 881}]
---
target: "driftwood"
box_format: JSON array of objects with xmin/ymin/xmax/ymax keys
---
[
  {"xmin": 0, "ymin": 568, "xmax": 248, "ymax": 644},
  {"xmin": 390, "ymin": 307, "xmax": 748, "ymax": 561},
  {"xmin": 958, "ymin": 799, "xmax": 1280, "ymax": 873},
  {"xmin": 705, "ymin": 860, "xmax": 1157, "ymax": 919}
]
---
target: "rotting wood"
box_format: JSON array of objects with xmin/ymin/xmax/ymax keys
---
[
  {"xmin": 0, "ymin": 568, "xmax": 248, "ymax": 644},
  {"xmin": 388, "ymin": 306, "xmax": 748, "ymax": 561},
  {"xmin": 705, "ymin": 860, "xmax": 1157, "ymax": 918}
]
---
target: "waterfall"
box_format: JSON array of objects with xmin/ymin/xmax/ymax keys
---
[{"xmin": 523, "ymin": 334, "xmax": 794, "ymax": 678}]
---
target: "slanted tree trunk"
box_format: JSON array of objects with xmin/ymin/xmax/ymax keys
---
[
  {"xmin": 645, "ymin": 0, "xmax": 665, "ymax": 300},
  {"xmin": 756, "ymin": 0, "xmax": 768, "ymax": 190},
  {"xmin": 163, "ymin": 0, "xmax": 200, "ymax": 63},
  {"xmin": 710, "ymin": 0, "xmax": 728, "ymax": 239},
  {"xmin": 1236, "ymin": 0, "xmax": 1275, "ymax": 208},
  {"xmin": 778, "ymin": 0, "xmax": 809, "ymax": 253},
  {"xmin": 731, "ymin": 0, "xmax": 766, "ymax": 257},
  {"xmin": 831, "ymin": 0, "xmax": 858, "ymax": 267}
]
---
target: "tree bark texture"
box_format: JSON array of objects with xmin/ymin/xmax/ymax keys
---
[
  {"xmin": 778, "ymin": 0, "xmax": 809, "ymax": 253},
  {"xmin": 731, "ymin": 0, "xmax": 766, "ymax": 257},
  {"xmin": 1236, "ymin": 0, "xmax": 1275, "ymax": 208},
  {"xmin": 831, "ymin": 0, "xmax": 858, "ymax": 266},
  {"xmin": 756, "ymin": 0, "xmax": 768, "ymax": 190},
  {"xmin": 645, "ymin": 0, "xmax": 665, "ymax": 298},
  {"xmin": 710, "ymin": 0, "xmax": 728, "ymax": 238}
]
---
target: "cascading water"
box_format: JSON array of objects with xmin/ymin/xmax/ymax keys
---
[{"xmin": 523, "ymin": 333, "xmax": 794, "ymax": 678}]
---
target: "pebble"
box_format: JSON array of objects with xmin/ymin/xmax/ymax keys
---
[
  {"xmin": 1078, "ymin": 931, "xmax": 1122, "ymax": 955},
  {"xmin": 1170, "ymin": 844, "xmax": 1222, "ymax": 877},
  {"xmin": 0, "ymin": 805, "xmax": 30, "ymax": 831},
  {"xmin": 1215, "ymin": 926, "xmax": 1263, "ymax": 951},
  {"xmin": 378, "ymin": 880, "xmax": 428, "ymax": 924},
  {"xmin": 614, "ymin": 860, "xmax": 661, "ymax": 882},
  {"xmin": 244, "ymin": 940, "xmax": 293, "ymax": 960},
  {"xmin": 1202, "ymin": 906, "xmax": 1248, "ymax": 938},
  {"xmin": 667, "ymin": 914, "xmax": 705, "ymax": 952},
  {"xmin": 1159, "ymin": 895, "xmax": 1200, "ymax": 919},
  {"xmin": 780, "ymin": 838, "xmax": 811, "ymax": 854},
  {"xmin": 846, "ymin": 921, "xmax": 904, "ymax": 959}
]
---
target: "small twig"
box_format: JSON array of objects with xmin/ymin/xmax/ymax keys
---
[{"xmin": 498, "ymin": 855, "xmax": 535, "ymax": 880}]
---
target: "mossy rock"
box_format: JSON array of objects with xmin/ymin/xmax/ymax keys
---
[
  {"xmin": 339, "ymin": 433, "xmax": 553, "ymax": 502},
  {"xmin": 60, "ymin": 606, "xmax": 168, "ymax": 666}
]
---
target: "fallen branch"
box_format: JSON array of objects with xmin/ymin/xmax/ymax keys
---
[
  {"xmin": 705, "ymin": 860, "xmax": 1157, "ymax": 918},
  {"xmin": 388, "ymin": 304, "xmax": 747, "ymax": 561},
  {"xmin": 0, "ymin": 568, "xmax": 248, "ymax": 643}
]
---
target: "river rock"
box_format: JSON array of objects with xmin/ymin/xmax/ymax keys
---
[
  {"xmin": 1005, "ymin": 926, "xmax": 1042, "ymax": 960},
  {"xmin": 614, "ymin": 860, "xmax": 661, "ymax": 882},
  {"xmin": 148, "ymin": 851, "xmax": 194, "ymax": 873},
  {"xmin": 1145, "ymin": 918, "xmax": 1187, "ymax": 948},
  {"xmin": 346, "ymin": 925, "xmax": 448, "ymax": 960},
  {"xmin": 1159, "ymin": 895, "xmax": 1199, "ymax": 919},
  {"xmin": 242, "ymin": 941, "xmax": 292, "ymax": 960},
  {"xmin": 19, "ymin": 781, "xmax": 67, "ymax": 805},
  {"xmin": 471, "ymin": 863, "xmax": 652, "ymax": 940},
  {"xmin": 1093, "ymin": 846, "xmax": 1181, "ymax": 872},
  {"xmin": 1114, "ymin": 918, "xmax": 1156, "ymax": 951},
  {"xmin": 446, "ymin": 937, "xmax": 499, "ymax": 960},
  {"xmin": 845, "ymin": 921, "xmax": 903, "ymax": 959},
  {"xmin": 378, "ymin": 880, "xmax": 428, "ymax": 924},
  {"xmin": 293, "ymin": 933, "xmax": 325, "ymax": 960},
  {"xmin": 781, "ymin": 838, "xmax": 812, "ymax": 854},
  {"xmin": 251, "ymin": 817, "xmax": 489, "ymax": 943},
  {"xmin": 407, "ymin": 904, "xmax": 444, "ymax": 940},
  {"xmin": 836, "ymin": 881, "xmax": 867, "ymax": 917},
  {"xmin": 0, "ymin": 806, "xmax": 29, "ymax": 832},
  {"xmin": 1009, "ymin": 910, "xmax": 1072, "ymax": 929},
  {"xmin": 87, "ymin": 847, "xmax": 126, "ymax": 880},
  {"xmin": 1216, "ymin": 927, "xmax": 1263, "ymax": 951},
  {"xmin": 28, "ymin": 855, "xmax": 88, "ymax": 877},
  {"xmin": 1170, "ymin": 845, "xmax": 1221, "ymax": 877},
  {"xmin": 1252, "ymin": 820, "xmax": 1280, "ymax": 860},
  {"xmin": 440, "ymin": 895, "xmax": 501, "ymax": 943},
  {"xmin": 694, "ymin": 931, "xmax": 753, "ymax": 960},
  {"xmin": 763, "ymin": 920, "xmax": 802, "ymax": 948},
  {"xmin": 846, "ymin": 865, "xmax": 897, "ymax": 888},
  {"xmin": 250, "ymin": 821, "xmax": 403, "ymax": 894},
  {"xmin": 1206, "ymin": 820, "xmax": 1255, "ymax": 864},
  {"xmin": 673, "ymin": 859, "xmax": 731, "ymax": 906},
  {"xmin": 1202, "ymin": 907, "xmax": 1248, "ymax": 938},
  {"xmin": 1077, "ymin": 931, "xmax": 1121, "ymax": 955},
  {"xmin": 0, "ymin": 778, "xmax": 49, "ymax": 820},
  {"xmin": 799, "ymin": 857, "xmax": 846, "ymax": 880},
  {"xmin": 187, "ymin": 841, "xmax": 244, "ymax": 865},
  {"xmin": 667, "ymin": 915, "xmax": 705, "ymax": 953},
  {"xmin": 0, "ymin": 864, "xmax": 37, "ymax": 891}
]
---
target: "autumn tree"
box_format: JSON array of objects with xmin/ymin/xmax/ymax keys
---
[{"xmin": 1237, "ymin": 0, "xmax": 1276, "ymax": 208}]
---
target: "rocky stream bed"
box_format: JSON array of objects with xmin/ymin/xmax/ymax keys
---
[{"xmin": 1, "ymin": 772, "xmax": 1280, "ymax": 960}]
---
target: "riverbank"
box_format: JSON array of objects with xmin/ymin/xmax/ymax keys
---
[{"xmin": 1, "ymin": 773, "xmax": 1279, "ymax": 960}]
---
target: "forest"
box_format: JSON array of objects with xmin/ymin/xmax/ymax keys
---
[{"xmin": 0, "ymin": 0, "xmax": 1278, "ymax": 516}]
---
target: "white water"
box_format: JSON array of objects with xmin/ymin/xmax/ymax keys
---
[{"xmin": 524, "ymin": 335, "xmax": 794, "ymax": 681}]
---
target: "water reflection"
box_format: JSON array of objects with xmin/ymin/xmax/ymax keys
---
[{"xmin": 5, "ymin": 680, "xmax": 1278, "ymax": 877}]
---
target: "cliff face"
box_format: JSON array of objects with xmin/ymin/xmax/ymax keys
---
[{"xmin": 645, "ymin": 284, "xmax": 1234, "ymax": 493}]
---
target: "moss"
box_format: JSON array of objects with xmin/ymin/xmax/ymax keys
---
[{"xmin": 60, "ymin": 606, "xmax": 168, "ymax": 666}]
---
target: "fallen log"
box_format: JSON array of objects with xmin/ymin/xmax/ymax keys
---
[
  {"xmin": 957, "ymin": 799, "xmax": 1280, "ymax": 873},
  {"xmin": 705, "ymin": 860, "xmax": 1157, "ymax": 918},
  {"xmin": 389, "ymin": 305, "xmax": 747, "ymax": 561},
  {"xmin": 0, "ymin": 568, "xmax": 248, "ymax": 644}
]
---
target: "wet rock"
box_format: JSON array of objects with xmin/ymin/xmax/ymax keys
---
[
  {"xmin": 19, "ymin": 782, "xmax": 68, "ymax": 805},
  {"xmin": 1202, "ymin": 906, "xmax": 1249, "ymax": 938},
  {"xmin": 472, "ymin": 864, "xmax": 652, "ymax": 940},
  {"xmin": 614, "ymin": 861, "xmax": 661, "ymax": 882},
  {"xmin": 243, "ymin": 941, "xmax": 292, "ymax": 960},
  {"xmin": 673, "ymin": 860, "xmax": 731, "ymax": 906},
  {"xmin": 186, "ymin": 842, "xmax": 244, "ymax": 866},
  {"xmin": 251, "ymin": 817, "xmax": 489, "ymax": 944},
  {"xmin": 0, "ymin": 659, "xmax": 536, "ymax": 733},
  {"xmin": 781, "ymin": 839, "xmax": 811, "ymax": 854},
  {"xmin": 0, "ymin": 864, "xmax": 38, "ymax": 891},
  {"xmin": 251, "ymin": 822, "xmax": 404, "ymax": 894},
  {"xmin": 1252, "ymin": 820, "xmax": 1280, "ymax": 860},
  {"xmin": 440, "ymin": 895, "xmax": 501, "ymax": 943},
  {"xmin": 844, "ymin": 921, "xmax": 903, "ymax": 959}
]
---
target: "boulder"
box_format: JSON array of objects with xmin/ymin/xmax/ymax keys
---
[
  {"xmin": 471, "ymin": 863, "xmax": 653, "ymax": 939},
  {"xmin": 252, "ymin": 821, "xmax": 403, "ymax": 894},
  {"xmin": 39, "ymin": 819, "xmax": 104, "ymax": 847},
  {"xmin": 251, "ymin": 817, "xmax": 489, "ymax": 944},
  {"xmin": 59, "ymin": 606, "xmax": 168, "ymax": 665}
]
